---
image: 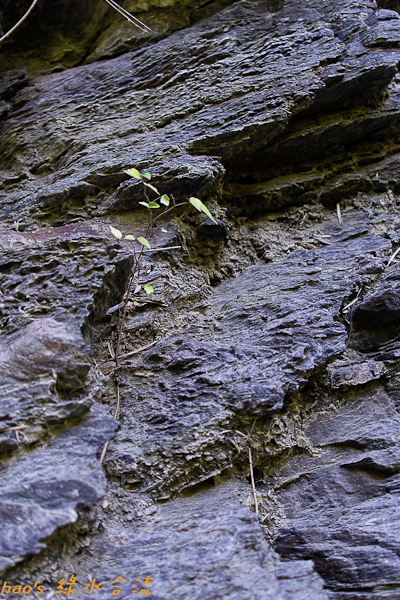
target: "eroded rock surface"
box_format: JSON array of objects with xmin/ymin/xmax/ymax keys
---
[
  {"xmin": 66, "ymin": 480, "xmax": 328, "ymax": 600},
  {"xmin": 0, "ymin": 405, "xmax": 116, "ymax": 573},
  {"xmin": 2, "ymin": 0, "xmax": 400, "ymax": 598},
  {"xmin": 264, "ymin": 385, "xmax": 400, "ymax": 600},
  {"xmin": 102, "ymin": 230, "xmax": 390, "ymax": 499}
]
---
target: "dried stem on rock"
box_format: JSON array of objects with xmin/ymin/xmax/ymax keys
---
[
  {"xmin": 99, "ymin": 383, "xmax": 120, "ymax": 465},
  {"xmin": 248, "ymin": 447, "xmax": 259, "ymax": 515}
]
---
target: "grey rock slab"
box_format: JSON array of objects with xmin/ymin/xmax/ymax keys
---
[
  {"xmin": 68, "ymin": 480, "xmax": 328, "ymax": 600},
  {"xmin": 351, "ymin": 261, "xmax": 400, "ymax": 355},
  {"xmin": 261, "ymin": 385, "xmax": 400, "ymax": 596},
  {"xmin": 0, "ymin": 318, "xmax": 93, "ymax": 457},
  {"xmin": 0, "ymin": 222, "xmax": 133, "ymax": 457},
  {"xmin": 1, "ymin": 1, "xmax": 400, "ymax": 225},
  {"xmin": 304, "ymin": 387, "xmax": 400, "ymax": 450},
  {"xmin": 233, "ymin": 64, "xmax": 400, "ymax": 188},
  {"xmin": 0, "ymin": 404, "xmax": 117, "ymax": 572},
  {"xmin": 103, "ymin": 230, "xmax": 391, "ymax": 498},
  {"xmin": 0, "ymin": 67, "xmax": 29, "ymax": 102},
  {"xmin": 325, "ymin": 354, "xmax": 387, "ymax": 389},
  {"xmin": 0, "ymin": 221, "xmax": 138, "ymax": 572},
  {"xmin": 362, "ymin": 9, "xmax": 400, "ymax": 47}
]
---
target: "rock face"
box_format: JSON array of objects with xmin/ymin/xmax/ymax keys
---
[
  {"xmin": 1, "ymin": 0, "xmax": 400, "ymax": 598},
  {"xmin": 70, "ymin": 480, "xmax": 328, "ymax": 600}
]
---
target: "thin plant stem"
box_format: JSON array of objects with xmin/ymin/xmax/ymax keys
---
[
  {"xmin": 114, "ymin": 275, "xmax": 133, "ymax": 366},
  {"xmin": 103, "ymin": 0, "xmax": 153, "ymax": 33},
  {"xmin": 114, "ymin": 244, "xmax": 145, "ymax": 365},
  {"xmin": 153, "ymin": 202, "xmax": 188, "ymax": 222},
  {"xmin": 0, "ymin": 0, "xmax": 40, "ymax": 44},
  {"xmin": 248, "ymin": 447, "xmax": 259, "ymax": 514},
  {"xmin": 99, "ymin": 383, "xmax": 120, "ymax": 465}
]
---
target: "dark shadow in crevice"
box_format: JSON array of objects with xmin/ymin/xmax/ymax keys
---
[
  {"xmin": 178, "ymin": 475, "xmax": 217, "ymax": 497},
  {"xmin": 377, "ymin": 0, "xmax": 400, "ymax": 12}
]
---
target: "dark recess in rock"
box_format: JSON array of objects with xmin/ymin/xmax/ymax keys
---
[{"xmin": 196, "ymin": 216, "xmax": 228, "ymax": 239}]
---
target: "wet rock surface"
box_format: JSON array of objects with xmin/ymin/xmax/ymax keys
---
[{"xmin": 2, "ymin": 0, "xmax": 400, "ymax": 598}]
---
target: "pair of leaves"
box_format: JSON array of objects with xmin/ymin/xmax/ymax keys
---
[
  {"xmin": 124, "ymin": 168, "xmax": 151, "ymax": 181},
  {"xmin": 109, "ymin": 225, "xmax": 151, "ymax": 249},
  {"xmin": 133, "ymin": 287, "xmax": 152, "ymax": 305},
  {"xmin": 139, "ymin": 201, "xmax": 160, "ymax": 209},
  {"xmin": 139, "ymin": 195, "xmax": 169, "ymax": 210},
  {"xmin": 124, "ymin": 169, "xmax": 215, "ymax": 223},
  {"xmin": 133, "ymin": 283, "xmax": 154, "ymax": 295},
  {"xmin": 124, "ymin": 168, "xmax": 159, "ymax": 195}
]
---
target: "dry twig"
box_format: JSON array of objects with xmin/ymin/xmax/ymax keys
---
[
  {"xmin": 107, "ymin": 340, "xmax": 115, "ymax": 360},
  {"xmin": 118, "ymin": 340, "xmax": 157, "ymax": 360},
  {"xmin": 142, "ymin": 245, "xmax": 181, "ymax": 253},
  {"xmin": 99, "ymin": 383, "xmax": 120, "ymax": 465},
  {"xmin": 342, "ymin": 285, "xmax": 362, "ymax": 313},
  {"xmin": 387, "ymin": 247, "xmax": 400, "ymax": 268},
  {"xmin": 336, "ymin": 203, "xmax": 342, "ymax": 224},
  {"xmin": 222, "ymin": 421, "xmax": 259, "ymax": 514},
  {"xmin": 102, "ymin": 0, "xmax": 153, "ymax": 33},
  {"xmin": 248, "ymin": 447, "xmax": 259, "ymax": 514}
]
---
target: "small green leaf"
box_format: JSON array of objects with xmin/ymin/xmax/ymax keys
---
[
  {"xmin": 125, "ymin": 234, "xmax": 136, "ymax": 240},
  {"xmin": 189, "ymin": 197, "xmax": 217, "ymax": 224},
  {"xmin": 144, "ymin": 284, "xmax": 154, "ymax": 295},
  {"xmin": 161, "ymin": 227, "xmax": 167, "ymax": 233},
  {"xmin": 139, "ymin": 201, "xmax": 150, "ymax": 208},
  {"xmin": 144, "ymin": 182, "xmax": 160, "ymax": 195},
  {"xmin": 160, "ymin": 194, "xmax": 170, "ymax": 206},
  {"xmin": 137, "ymin": 237, "xmax": 151, "ymax": 249},
  {"xmin": 142, "ymin": 172, "xmax": 151, "ymax": 180},
  {"xmin": 133, "ymin": 301, "xmax": 141, "ymax": 306},
  {"xmin": 109, "ymin": 225, "xmax": 123, "ymax": 239},
  {"xmin": 124, "ymin": 168, "xmax": 142, "ymax": 180},
  {"xmin": 148, "ymin": 202, "xmax": 160, "ymax": 208}
]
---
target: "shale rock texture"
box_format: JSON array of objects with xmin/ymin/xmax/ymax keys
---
[{"xmin": 1, "ymin": 0, "xmax": 400, "ymax": 598}]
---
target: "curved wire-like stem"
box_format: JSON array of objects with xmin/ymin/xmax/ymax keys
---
[
  {"xmin": 103, "ymin": 0, "xmax": 153, "ymax": 33},
  {"xmin": 0, "ymin": 0, "xmax": 40, "ymax": 44},
  {"xmin": 0, "ymin": 0, "xmax": 153, "ymax": 46}
]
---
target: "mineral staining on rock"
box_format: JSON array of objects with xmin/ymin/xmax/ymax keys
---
[{"xmin": 2, "ymin": 0, "xmax": 400, "ymax": 598}]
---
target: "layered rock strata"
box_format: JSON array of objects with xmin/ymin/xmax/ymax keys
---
[{"xmin": 1, "ymin": 0, "xmax": 400, "ymax": 598}]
